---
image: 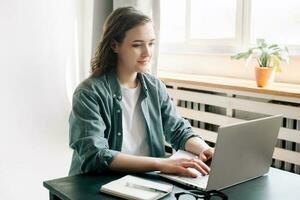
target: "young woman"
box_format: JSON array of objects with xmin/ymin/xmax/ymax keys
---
[{"xmin": 69, "ymin": 7, "xmax": 214, "ymax": 177}]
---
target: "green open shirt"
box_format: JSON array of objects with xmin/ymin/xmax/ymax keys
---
[{"xmin": 69, "ymin": 72, "xmax": 201, "ymax": 175}]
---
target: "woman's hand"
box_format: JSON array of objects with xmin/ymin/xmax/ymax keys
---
[
  {"xmin": 185, "ymin": 137, "xmax": 214, "ymax": 164},
  {"xmin": 155, "ymin": 157, "xmax": 210, "ymax": 178},
  {"xmin": 199, "ymin": 147, "xmax": 215, "ymax": 162}
]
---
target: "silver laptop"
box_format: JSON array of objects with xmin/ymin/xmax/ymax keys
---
[{"xmin": 159, "ymin": 115, "xmax": 282, "ymax": 191}]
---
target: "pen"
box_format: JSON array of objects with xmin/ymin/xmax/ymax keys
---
[{"xmin": 125, "ymin": 182, "xmax": 169, "ymax": 194}]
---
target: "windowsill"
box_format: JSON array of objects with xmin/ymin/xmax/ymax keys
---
[
  {"xmin": 158, "ymin": 54, "xmax": 300, "ymax": 85},
  {"xmin": 158, "ymin": 71, "xmax": 300, "ymax": 99}
]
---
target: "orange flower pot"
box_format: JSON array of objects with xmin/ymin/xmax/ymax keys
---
[{"xmin": 255, "ymin": 66, "xmax": 275, "ymax": 87}]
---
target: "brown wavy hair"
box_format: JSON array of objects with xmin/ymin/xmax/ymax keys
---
[{"xmin": 91, "ymin": 7, "xmax": 151, "ymax": 76}]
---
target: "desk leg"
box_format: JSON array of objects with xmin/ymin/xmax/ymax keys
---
[{"xmin": 49, "ymin": 192, "xmax": 61, "ymax": 200}]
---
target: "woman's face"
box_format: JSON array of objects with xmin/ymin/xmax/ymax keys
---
[{"xmin": 114, "ymin": 22, "xmax": 155, "ymax": 74}]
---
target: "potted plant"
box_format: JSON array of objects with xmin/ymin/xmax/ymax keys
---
[{"xmin": 231, "ymin": 39, "xmax": 289, "ymax": 87}]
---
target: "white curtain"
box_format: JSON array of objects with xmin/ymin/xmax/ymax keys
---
[{"xmin": 113, "ymin": 0, "xmax": 161, "ymax": 77}]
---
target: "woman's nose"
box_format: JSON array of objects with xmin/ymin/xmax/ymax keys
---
[{"xmin": 142, "ymin": 45, "xmax": 151, "ymax": 57}]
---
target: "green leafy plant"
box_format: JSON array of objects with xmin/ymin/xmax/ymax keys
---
[{"xmin": 231, "ymin": 39, "xmax": 289, "ymax": 72}]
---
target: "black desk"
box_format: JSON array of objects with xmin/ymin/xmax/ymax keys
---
[{"xmin": 43, "ymin": 168, "xmax": 300, "ymax": 200}]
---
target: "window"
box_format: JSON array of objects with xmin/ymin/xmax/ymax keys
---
[
  {"xmin": 160, "ymin": 0, "xmax": 300, "ymax": 54},
  {"xmin": 189, "ymin": 0, "xmax": 237, "ymax": 40},
  {"xmin": 251, "ymin": 0, "xmax": 300, "ymax": 45}
]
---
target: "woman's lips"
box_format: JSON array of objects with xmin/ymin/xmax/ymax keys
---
[{"xmin": 137, "ymin": 60, "xmax": 148, "ymax": 64}]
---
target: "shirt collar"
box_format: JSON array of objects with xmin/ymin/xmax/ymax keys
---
[
  {"xmin": 107, "ymin": 71, "xmax": 148, "ymax": 101},
  {"xmin": 137, "ymin": 73, "xmax": 148, "ymax": 97}
]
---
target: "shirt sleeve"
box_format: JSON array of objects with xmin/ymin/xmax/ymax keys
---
[
  {"xmin": 158, "ymin": 79, "xmax": 205, "ymax": 151},
  {"xmin": 69, "ymin": 89, "xmax": 118, "ymax": 174}
]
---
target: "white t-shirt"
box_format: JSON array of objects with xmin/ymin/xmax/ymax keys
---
[{"xmin": 120, "ymin": 83, "xmax": 150, "ymax": 156}]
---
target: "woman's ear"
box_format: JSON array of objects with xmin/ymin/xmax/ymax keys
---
[{"xmin": 111, "ymin": 40, "xmax": 119, "ymax": 53}]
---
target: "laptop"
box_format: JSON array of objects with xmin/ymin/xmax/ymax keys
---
[{"xmin": 159, "ymin": 115, "xmax": 282, "ymax": 191}]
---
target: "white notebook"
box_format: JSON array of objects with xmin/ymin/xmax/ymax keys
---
[{"xmin": 100, "ymin": 175, "xmax": 173, "ymax": 200}]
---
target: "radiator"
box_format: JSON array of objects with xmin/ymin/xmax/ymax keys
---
[{"xmin": 165, "ymin": 84, "xmax": 300, "ymax": 175}]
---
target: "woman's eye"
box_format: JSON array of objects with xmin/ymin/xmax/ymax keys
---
[
  {"xmin": 132, "ymin": 43, "xmax": 155, "ymax": 48},
  {"xmin": 132, "ymin": 44, "xmax": 142, "ymax": 47}
]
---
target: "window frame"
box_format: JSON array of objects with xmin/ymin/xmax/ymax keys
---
[
  {"xmin": 160, "ymin": 0, "xmax": 300, "ymax": 55},
  {"xmin": 185, "ymin": 0, "xmax": 243, "ymax": 47}
]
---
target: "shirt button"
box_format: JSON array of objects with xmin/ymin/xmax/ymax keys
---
[
  {"xmin": 113, "ymin": 94, "xmax": 116, "ymax": 98},
  {"xmin": 116, "ymin": 109, "xmax": 121, "ymax": 113},
  {"xmin": 117, "ymin": 132, "xmax": 122, "ymax": 136}
]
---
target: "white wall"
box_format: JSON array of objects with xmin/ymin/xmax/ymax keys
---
[
  {"xmin": 0, "ymin": 0, "xmax": 113, "ymax": 199},
  {"xmin": 0, "ymin": 0, "xmax": 78, "ymax": 199}
]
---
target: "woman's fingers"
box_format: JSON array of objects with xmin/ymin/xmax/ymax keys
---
[
  {"xmin": 193, "ymin": 158, "xmax": 210, "ymax": 173},
  {"xmin": 161, "ymin": 162, "xmax": 197, "ymax": 177},
  {"xmin": 200, "ymin": 153, "xmax": 208, "ymax": 162},
  {"xmin": 179, "ymin": 166, "xmax": 198, "ymax": 178},
  {"xmin": 180, "ymin": 160, "xmax": 209, "ymax": 176},
  {"xmin": 160, "ymin": 157, "xmax": 211, "ymax": 177},
  {"xmin": 202, "ymin": 148, "xmax": 215, "ymax": 161}
]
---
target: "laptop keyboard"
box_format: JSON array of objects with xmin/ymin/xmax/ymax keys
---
[
  {"xmin": 159, "ymin": 172, "xmax": 209, "ymax": 189},
  {"xmin": 180, "ymin": 175, "xmax": 209, "ymax": 187}
]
